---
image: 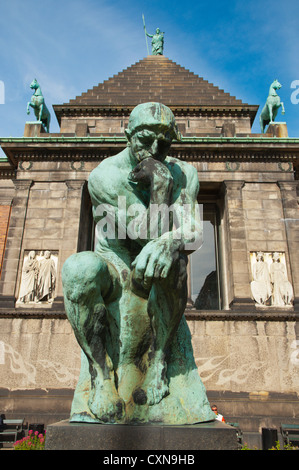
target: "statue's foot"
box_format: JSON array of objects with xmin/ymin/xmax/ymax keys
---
[
  {"xmin": 88, "ymin": 382, "xmax": 125, "ymax": 423},
  {"xmin": 88, "ymin": 378, "xmax": 125, "ymax": 423},
  {"xmin": 142, "ymin": 362, "xmax": 169, "ymax": 405},
  {"xmin": 89, "ymin": 397, "xmax": 124, "ymax": 423},
  {"xmin": 145, "ymin": 381, "xmax": 169, "ymax": 406}
]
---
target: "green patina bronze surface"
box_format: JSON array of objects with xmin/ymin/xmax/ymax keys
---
[
  {"xmin": 27, "ymin": 79, "xmax": 51, "ymax": 132},
  {"xmin": 143, "ymin": 23, "xmax": 164, "ymax": 55},
  {"xmin": 62, "ymin": 102, "xmax": 215, "ymax": 425},
  {"xmin": 260, "ymin": 79, "xmax": 285, "ymax": 133}
]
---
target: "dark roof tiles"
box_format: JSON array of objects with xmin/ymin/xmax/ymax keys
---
[{"xmin": 63, "ymin": 56, "xmax": 248, "ymax": 108}]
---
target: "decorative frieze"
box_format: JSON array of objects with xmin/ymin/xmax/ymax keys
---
[
  {"xmin": 250, "ymin": 251, "xmax": 293, "ymax": 308},
  {"xmin": 16, "ymin": 250, "xmax": 58, "ymax": 306}
]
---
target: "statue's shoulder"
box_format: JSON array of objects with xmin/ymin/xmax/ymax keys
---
[
  {"xmin": 89, "ymin": 150, "xmax": 126, "ymax": 186},
  {"xmin": 166, "ymin": 156, "xmax": 198, "ymax": 180},
  {"xmin": 166, "ymin": 156, "xmax": 199, "ymax": 198},
  {"xmin": 88, "ymin": 150, "xmax": 128, "ymax": 206}
]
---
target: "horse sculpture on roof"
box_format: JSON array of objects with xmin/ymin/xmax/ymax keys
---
[
  {"xmin": 27, "ymin": 79, "xmax": 51, "ymax": 133},
  {"xmin": 260, "ymin": 79, "xmax": 285, "ymax": 133}
]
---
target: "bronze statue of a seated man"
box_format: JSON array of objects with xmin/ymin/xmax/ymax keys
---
[{"xmin": 62, "ymin": 102, "xmax": 214, "ymax": 425}]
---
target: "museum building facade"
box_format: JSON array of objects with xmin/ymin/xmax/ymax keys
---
[{"xmin": 0, "ymin": 55, "xmax": 299, "ymax": 446}]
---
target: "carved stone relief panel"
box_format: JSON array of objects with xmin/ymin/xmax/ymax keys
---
[
  {"xmin": 16, "ymin": 250, "xmax": 58, "ymax": 306},
  {"xmin": 250, "ymin": 251, "xmax": 293, "ymax": 308}
]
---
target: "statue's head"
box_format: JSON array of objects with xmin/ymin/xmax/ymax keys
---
[
  {"xmin": 30, "ymin": 78, "xmax": 39, "ymax": 90},
  {"xmin": 272, "ymin": 79, "xmax": 282, "ymax": 90},
  {"xmin": 272, "ymin": 252, "xmax": 281, "ymax": 262},
  {"xmin": 156, "ymin": 28, "xmax": 160, "ymax": 34},
  {"xmin": 125, "ymin": 102, "xmax": 181, "ymax": 162},
  {"xmin": 256, "ymin": 251, "xmax": 264, "ymax": 260}
]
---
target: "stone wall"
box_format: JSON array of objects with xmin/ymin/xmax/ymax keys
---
[
  {"xmin": 189, "ymin": 317, "xmax": 299, "ymax": 395},
  {"xmin": 0, "ymin": 171, "xmax": 93, "ymax": 305},
  {"xmin": 60, "ymin": 114, "xmax": 252, "ymax": 137},
  {"xmin": 1, "ymin": 315, "xmax": 298, "ymax": 441},
  {"xmin": 0, "ymin": 318, "xmax": 80, "ymax": 391},
  {"xmin": 243, "ymin": 182, "xmax": 288, "ymax": 257},
  {"xmin": 1, "ymin": 316, "xmax": 297, "ymax": 398}
]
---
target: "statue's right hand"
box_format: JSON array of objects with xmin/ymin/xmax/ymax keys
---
[
  {"xmin": 129, "ymin": 158, "xmax": 173, "ymax": 191},
  {"xmin": 132, "ymin": 237, "xmax": 181, "ymax": 289}
]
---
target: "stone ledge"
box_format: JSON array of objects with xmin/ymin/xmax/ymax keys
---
[
  {"xmin": 184, "ymin": 309, "xmax": 299, "ymax": 321},
  {"xmin": 1, "ymin": 306, "xmax": 299, "ymax": 321}
]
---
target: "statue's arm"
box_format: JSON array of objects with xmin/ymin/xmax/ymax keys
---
[
  {"xmin": 88, "ymin": 159, "xmax": 201, "ymax": 260},
  {"xmin": 131, "ymin": 163, "xmax": 202, "ymax": 286},
  {"xmin": 171, "ymin": 163, "xmax": 202, "ymax": 255}
]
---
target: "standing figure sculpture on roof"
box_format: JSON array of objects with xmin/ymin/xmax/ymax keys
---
[
  {"xmin": 143, "ymin": 19, "xmax": 164, "ymax": 55},
  {"xmin": 62, "ymin": 102, "xmax": 214, "ymax": 426}
]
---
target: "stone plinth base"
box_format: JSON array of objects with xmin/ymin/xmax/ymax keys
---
[
  {"xmin": 45, "ymin": 419, "xmax": 239, "ymax": 450},
  {"xmin": 266, "ymin": 122, "xmax": 288, "ymax": 137},
  {"xmin": 24, "ymin": 122, "xmax": 46, "ymax": 137}
]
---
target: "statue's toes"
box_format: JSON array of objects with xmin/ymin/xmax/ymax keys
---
[
  {"xmin": 144, "ymin": 383, "xmax": 169, "ymax": 406},
  {"xmin": 90, "ymin": 397, "xmax": 125, "ymax": 423}
]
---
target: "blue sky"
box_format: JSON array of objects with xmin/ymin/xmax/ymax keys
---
[{"xmin": 1, "ymin": 0, "xmax": 299, "ymax": 158}]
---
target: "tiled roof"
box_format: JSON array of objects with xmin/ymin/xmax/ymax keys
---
[{"xmin": 63, "ymin": 55, "xmax": 249, "ymax": 108}]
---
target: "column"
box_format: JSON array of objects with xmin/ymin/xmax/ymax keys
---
[
  {"xmin": 222, "ymin": 180, "xmax": 252, "ymax": 308},
  {"xmin": 278, "ymin": 181, "xmax": 299, "ymax": 309},
  {"xmin": 0, "ymin": 195, "xmax": 12, "ymax": 278},
  {"xmin": 58, "ymin": 180, "xmax": 86, "ymax": 298},
  {"xmin": 0, "ymin": 180, "xmax": 33, "ymax": 306}
]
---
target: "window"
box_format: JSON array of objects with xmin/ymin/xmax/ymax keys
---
[{"xmin": 189, "ymin": 203, "xmax": 221, "ymax": 310}]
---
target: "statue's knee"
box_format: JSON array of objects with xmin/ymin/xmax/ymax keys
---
[{"xmin": 62, "ymin": 251, "xmax": 109, "ymax": 303}]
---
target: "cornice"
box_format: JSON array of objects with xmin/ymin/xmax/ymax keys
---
[
  {"xmin": 53, "ymin": 104, "xmax": 259, "ymax": 125},
  {"xmin": 2, "ymin": 135, "xmax": 299, "ymax": 145},
  {"xmin": 0, "ymin": 159, "xmax": 15, "ymax": 178},
  {"xmin": 1, "ymin": 307, "xmax": 298, "ymax": 321},
  {"xmin": 1, "ymin": 136, "xmax": 299, "ymax": 167},
  {"xmin": 0, "ymin": 168, "xmax": 15, "ymax": 178},
  {"xmin": 184, "ymin": 308, "xmax": 299, "ymax": 321}
]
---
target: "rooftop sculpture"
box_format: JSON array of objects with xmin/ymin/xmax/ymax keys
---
[
  {"xmin": 143, "ymin": 15, "xmax": 164, "ymax": 55},
  {"xmin": 62, "ymin": 102, "xmax": 214, "ymax": 425},
  {"xmin": 260, "ymin": 79, "xmax": 285, "ymax": 133},
  {"xmin": 27, "ymin": 79, "xmax": 51, "ymax": 133}
]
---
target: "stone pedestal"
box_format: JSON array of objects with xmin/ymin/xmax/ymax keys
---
[
  {"xmin": 24, "ymin": 122, "xmax": 46, "ymax": 137},
  {"xmin": 266, "ymin": 122, "xmax": 288, "ymax": 137},
  {"xmin": 45, "ymin": 419, "xmax": 239, "ymax": 450}
]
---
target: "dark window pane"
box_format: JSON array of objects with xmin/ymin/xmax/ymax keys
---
[{"xmin": 190, "ymin": 205, "xmax": 220, "ymax": 310}]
